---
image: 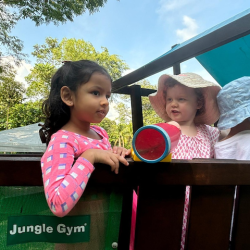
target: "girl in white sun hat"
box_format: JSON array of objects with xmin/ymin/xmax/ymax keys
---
[
  {"xmin": 149, "ymin": 72, "xmax": 221, "ymax": 250},
  {"xmin": 215, "ymin": 76, "xmax": 250, "ymax": 160},
  {"xmin": 214, "ymin": 77, "xmax": 250, "ymax": 247}
]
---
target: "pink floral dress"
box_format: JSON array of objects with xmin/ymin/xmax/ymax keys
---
[{"xmin": 171, "ymin": 124, "xmax": 220, "ymax": 250}]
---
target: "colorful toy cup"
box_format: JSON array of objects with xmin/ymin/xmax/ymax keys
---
[{"xmin": 131, "ymin": 123, "xmax": 181, "ymax": 163}]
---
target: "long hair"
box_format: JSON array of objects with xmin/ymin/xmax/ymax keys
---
[{"xmin": 39, "ymin": 60, "xmax": 111, "ymax": 145}]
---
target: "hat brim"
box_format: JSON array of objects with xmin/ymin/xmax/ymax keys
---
[
  {"xmin": 217, "ymin": 105, "xmax": 250, "ymax": 130},
  {"xmin": 149, "ymin": 74, "xmax": 221, "ymax": 125}
]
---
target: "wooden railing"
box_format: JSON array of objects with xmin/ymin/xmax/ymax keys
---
[{"xmin": 1, "ymin": 155, "xmax": 250, "ymax": 250}]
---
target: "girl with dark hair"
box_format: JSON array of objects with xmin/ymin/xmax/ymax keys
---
[{"xmin": 40, "ymin": 60, "xmax": 130, "ymax": 218}]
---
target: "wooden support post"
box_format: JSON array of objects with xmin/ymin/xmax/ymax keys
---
[
  {"xmin": 172, "ymin": 44, "xmax": 181, "ymax": 75},
  {"xmin": 130, "ymin": 85, "xmax": 143, "ymax": 134},
  {"xmin": 173, "ymin": 63, "xmax": 181, "ymax": 75}
]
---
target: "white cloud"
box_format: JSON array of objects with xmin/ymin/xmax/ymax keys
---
[
  {"xmin": 176, "ymin": 15, "xmax": 198, "ymax": 42},
  {"xmin": 15, "ymin": 62, "xmax": 33, "ymax": 87},
  {"xmin": 122, "ymin": 69, "xmax": 135, "ymax": 76},
  {"xmin": 158, "ymin": 0, "xmax": 190, "ymax": 13},
  {"xmin": 106, "ymin": 103, "xmax": 119, "ymax": 120},
  {"xmin": 1, "ymin": 56, "xmax": 32, "ymax": 88}
]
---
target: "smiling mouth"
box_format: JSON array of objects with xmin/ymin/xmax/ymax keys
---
[
  {"xmin": 172, "ymin": 110, "xmax": 179, "ymax": 113},
  {"xmin": 97, "ymin": 110, "xmax": 106, "ymax": 115}
]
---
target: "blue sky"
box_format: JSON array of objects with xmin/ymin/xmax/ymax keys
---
[{"xmin": 7, "ymin": 0, "xmax": 250, "ymax": 118}]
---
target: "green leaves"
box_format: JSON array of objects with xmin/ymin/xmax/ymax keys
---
[
  {"xmin": 0, "ymin": 69, "xmax": 25, "ymax": 108},
  {"xmin": 0, "ymin": 67, "xmax": 26, "ymax": 130},
  {"xmin": 0, "ymin": 68, "xmax": 43, "ymax": 130},
  {"xmin": 117, "ymin": 79, "xmax": 164, "ymax": 126},
  {"xmin": 0, "ymin": 101, "xmax": 43, "ymax": 130},
  {"xmin": 0, "ymin": 3, "xmax": 25, "ymax": 62},
  {"xmin": 1, "ymin": 0, "xmax": 115, "ymax": 63},
  {"xmin": 96, "ymin": 118, "xmax": 133, "ymax": 148},
  {"xmin": 26, "ymin": 37, "xmax": 129, "ymax": 100},
  {"xmin": 25, "ymin": 63, "xmax": 56, "ymax": 99},
  {"xmin": 3, "ymin": 0, "xmax": 110, "ymax": 26}
]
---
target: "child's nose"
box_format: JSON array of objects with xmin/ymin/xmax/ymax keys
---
[
  {"xmin": 100, "ymin": 96, "xmax": 109, "ymax": 106},
  {"xmin": 171, "ymin": 100, "xmax": 178, "ymax": 107}
]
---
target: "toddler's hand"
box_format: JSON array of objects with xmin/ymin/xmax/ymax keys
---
[
  {"xmin": 167, "ymin": 121, "xmax": 181, "ymax": 129},
  {"xmin": 112, "ymin": 146, "xmax": 131, "ymax": 158},
  {"xmin": 81, "ymin": 149, "xmax": 129, "ymax": 174}
]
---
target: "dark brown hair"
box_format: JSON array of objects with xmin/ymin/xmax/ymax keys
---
[{"xmin": 39, "ymin": 60, "xmax": 112, "ymax": 145}]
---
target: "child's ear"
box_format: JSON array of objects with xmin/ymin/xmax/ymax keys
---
[
  {"xmin": 197, "ymin": 100, "xmax": 203, "ymax": 110},
  {"xmin": 61, "ymin": 86, "xmax": 74, "ymax": 107}
]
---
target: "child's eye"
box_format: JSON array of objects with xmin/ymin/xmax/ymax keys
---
[
  {"xmin": 179, "ymin": 98, "xmax": 185, "ymax": 101},
  {"xmin": 106, "ymin": 95, "xmax": 110, "ymax": 100},
  {"xmin": 92, "ymin": 91, "xmax": 100, "ymax": 96},
  {"xmin": 166, "ymin": 98, "xmax": 172, "ymax": 102}
]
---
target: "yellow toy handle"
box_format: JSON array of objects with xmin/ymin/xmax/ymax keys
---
[
  {"xmin": 131, "ymin": 148, "xmax": 141, "ymax": 162},
  {"xmin": 131, "ymin": 148, "xmax": 172, "ymax": 162}
]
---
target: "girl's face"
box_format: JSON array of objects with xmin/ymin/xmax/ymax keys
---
[
  {"xmin": 70, "ymin": 72, "xmax": 112, "ymax": 124},
  {"xmin": 165, "ymin": 84, "xmax": 201, "ymax": 126}
]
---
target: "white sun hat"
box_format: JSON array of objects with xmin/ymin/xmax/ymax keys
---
[{"xmin": 217, "ymin": 76, "xmax": 250, "ymax": 130}]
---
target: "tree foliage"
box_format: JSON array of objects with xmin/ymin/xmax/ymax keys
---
[
  {"xmin": 0, "ymin": 0, "xmax": 114, "ymax": 68},
  {"xmin": 26, "ymin": 37, "xmax": 129, "ymax": 100},
  {"xmin": 3, "ymin": 0, "xmax": 111, "ymax": 26},
  {"xmin": 0, "ymin": 68, "xmax": 26, "ymax": 129},
  {"xmin": 116, "ymin": 79, "xmax": 164, "ymax": 126},
  {"xmin": 112, "ymin": 122, "xmax": 133, "ymax": 148},
  {"xmin": 26, "ymin": 63, "xmax": 56, "ymax": 99},
  {"xmin": 0, "ymin": 69, "xmax": 25, "ymax": 107},
  {"xmin": 0, "ymin": 101, "xmax": 43, "ymax": 130},
  {"xmin": 0, "ymin": 3, "xmax": 24, "ymax": 64},
  {"xmin": 97, "ymin": 118, "xmax": 117, "ymax": 146},
  {"xmin": 140, "ymin": 82, "xmax": 164, "ymax": 126},
  {"xmin": 97, "ymin": 118, "xmax": 133, "ymax": 148}
]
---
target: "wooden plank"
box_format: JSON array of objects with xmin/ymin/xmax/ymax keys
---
[
  {"xmin": 129, "ymin": 160, "xmax": 250, "ymax": 186},
  {"xmin": 0, "ymin": 153, "xmax": 43, "ymax": 157},
  {"xmin": 232, "ymin": 186, "xmax": 250, "ymax": 249},
  {"xmin": 0, "ymin": 155, "xmax": 133, "ymax": 249},
  {"xmin": 112, "ymin": 86, "xmax": 156, "ymax": 96},
  {"xmin": 0, "ymin": 156, "xmax": 130, "ymax": 186},
  {"xmin": 135, "ymin": 185, "xmax": 186, "ymax": 250},
  {"xmin": 2, "ymin": 157, "xmax": 250, "ymax": 186},
  {"xmin": 118, "ymin": 188, "xmax": 134, "ymax": 250},
  {"xmin": 2, "ymin": 155, "xmax": 250, "ymax": 249},
  {"xmin": 186, "ymin": 186, "xmax": 235, "ymax": 250},
  {"xmin": 0, "ymin": 157, "xmax": 43, "ymax": 186}
]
